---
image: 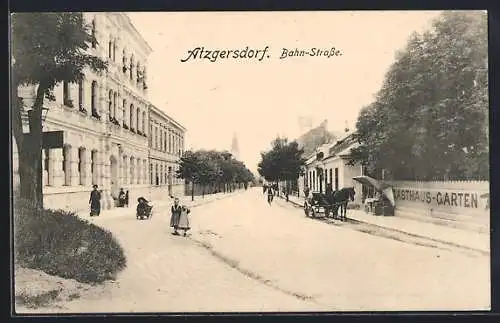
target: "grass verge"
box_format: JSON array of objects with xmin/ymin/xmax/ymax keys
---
[{"xmin": 14, "ymin": 197, "xmax": 127, "ymax": 284}]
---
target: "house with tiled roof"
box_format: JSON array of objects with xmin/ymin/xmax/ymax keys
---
[{"xmin": 297, "ymin": 128, "xmax": 363, "ymax": 204}]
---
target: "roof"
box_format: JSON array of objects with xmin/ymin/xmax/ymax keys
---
[
  {"xmin": 149, "ymin": 104, "xmax": 187, "ymax": 132},
  {"xmin": 304, "ymin": 130, "xmax": 358, "ymax": 165},
  {"xmin": 119, "ymin": 13, "xmax": 153, "ymax": 54},
  {"xmin": 337, "ymin": 142, "xmax": 360, "ymax": 157}
]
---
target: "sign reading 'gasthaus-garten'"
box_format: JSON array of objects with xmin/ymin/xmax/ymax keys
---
[{"xmin": 393, "ymin": 187, "xmax": 489, "ymax": 212}]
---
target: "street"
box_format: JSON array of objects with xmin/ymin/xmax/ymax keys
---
[{"xmin": 26, "ymin": 188, "xmax": 490, "ymax": 313}]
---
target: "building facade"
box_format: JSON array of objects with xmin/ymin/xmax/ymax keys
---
[
  {"xmin": 148, "ymin": 104, "xmax": 186, "ymax": 198},
  {"xmin": 13, "ymin": 13, "xmax": 186, "ymax": 213},
  {"xmin": 299, "ymin": 130, "xmax": 363, "ymax": 205}
]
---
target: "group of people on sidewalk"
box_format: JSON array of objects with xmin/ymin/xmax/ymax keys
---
[
  {"xmin": 263, "ymin": 183, "xmax": 294, "ymax": 204},
  {"xmin": 88, "ymin": 184, "xmax": 191, "ymax": 236}
]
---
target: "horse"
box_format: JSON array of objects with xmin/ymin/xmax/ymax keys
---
[{"xmin": 329, "ymin": 187, "xmax": 356, "ymax": 221}]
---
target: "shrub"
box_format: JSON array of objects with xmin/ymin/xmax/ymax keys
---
[{"xmin": 14, "ymin": 198, "xmax": 127, "ymax": 284}]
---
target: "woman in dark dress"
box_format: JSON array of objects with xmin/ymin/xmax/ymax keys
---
[
  {"xmin": 170, "ymin": 198, "xmax": 182, "ymax": 235},
  {"xmin": 89, "ymin": 184, "xmax": 101, "ymax": 216}
]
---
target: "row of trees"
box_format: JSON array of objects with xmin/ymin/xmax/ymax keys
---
[
  {"xmin": 348, "ymin": 11, "xmax": 489, "ymax": 181},
  {"xmin": 176, "ymin": 150, "xmax": 255, "ymax": 200},
  {"xmin": 257, "ymin": 137, "xmax": 306, "ymax": 193}
]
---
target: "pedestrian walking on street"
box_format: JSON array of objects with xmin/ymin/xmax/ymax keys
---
[
  {"xmin": 177, "ymin": 205, "xmax": 191, "ymax": 236},
  {"xmin": 89, "ymin": 184, "xmax": 101, "ymax": 216},
  {"xmin": 170, "ymin": 198, "xmax": 183, "ymax": 235},
  {"xmin": 267, "ymin": 185, "xmax": 274, "ymax": 205},
  {"xmin": 304, "ymin": 186, "xmax": 310, "ymax": 199},
  {"xmin": 125, "ymin": 190, "xmax": 129, "ymax": 207}
]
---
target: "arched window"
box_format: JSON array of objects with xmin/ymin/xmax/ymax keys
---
[
  {"xmin": 155, "ymin": 127, "xmax": 158, "ymax": 150},
  {"xmin": 142, "ymin": 111, "xmax": 146, "ymax": 134},
  {"xmin": 113, "ymin": 92, "xmax": 118, "ymax": 120},
  {"xmin": 149, "ymin": 125, "xmax": 153, "ymax": 145},
  {"xmin": 91, "ymin": 19, "xmax": 97, "ymax": 48},
  {"xmin": 155, "ymin": 164, "xmax": 159, "ymax": 186},
  {"xmin": 108, "ymin": 37, "xmax": 112, "ymax": 59},
  {"xmin": 79, "ymin": 147, "xmax": 86, "ymax": 185},
  {"xmin": 136, "ymin": 62, "xmax": 141, "ymax": 85},
  {"xmin": 91, "ymin": 81, "xmax": 98, "ymax": 116},
  {"xmin": 62, "ymin": 146, "xmax": 71, "ymax": 186},
  {"xmin": 129, "ymin": 55, "xmax": 134, "ymax": 80},
  {"xmin": 159, "ymin": 130, "xmax": 163, "ymax": 152},
  {"xmin": 129, "ymin": 104, "xmax": 134, "ymax": 130},
  {"xmin": 122, "ymin": 49, "xmax": 127, "ymax": 73},
  {"xmin": 122, "ymin": 99, "xmax": 127, "ymax": 126},
  {"xmin": 63, "ymin": 81, "xmax": 72, "ymax": 107},
  {"xmin": 78, "ymin": 78, "xmax": 84, "ymax": 110},
  {"xmin": 136, "ymin": 107, "xmax": 140, "ymax": 132},
  {"xmin": 108, "ymin": 90, "xmax": 113, "ymax": 118}
]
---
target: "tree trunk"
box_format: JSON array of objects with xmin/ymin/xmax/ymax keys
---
[
  {"xmin": 13, "ymin": 80, "xmax": 47, "ymax": 210},
  {"xmin": 202, "ymin": 184, "xmax": 205, "ymax": 198},
  {"xmin": 191, "ymin": 181, "xmax": 195, "ymax": 201}
]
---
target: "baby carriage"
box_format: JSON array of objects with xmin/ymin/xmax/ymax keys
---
[{"xmin": 136, "ymin": 197, "xmax": 153, "ymax": 220}]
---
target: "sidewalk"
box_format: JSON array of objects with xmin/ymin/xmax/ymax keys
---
[
  {"xmin": 281, "ymin": 194, "xmax": 489, "ymax": 254},
  {"xmin": 76, "ymin": 190, "xmax": 245, "ymax": 220}
]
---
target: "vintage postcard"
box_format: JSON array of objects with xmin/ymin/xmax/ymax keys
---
[{"xmin": 11, "ymin": 10, "xmax": 490, "ymax": 314}]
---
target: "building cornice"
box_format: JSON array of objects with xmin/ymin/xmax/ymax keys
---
[
  {"xmin": 116, "ymin": 13, "xmax": 153, "ymax": 55},
  {"xmin": 149, "ymin": 104, "xmax": 187, "ymax": 133}
]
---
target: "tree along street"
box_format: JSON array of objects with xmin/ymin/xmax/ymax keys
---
[
  {"xmin": 349, "ymin": 12, "xmax": 488, "ymax": 181},
  {"xmin": 25, "ymin": 188, "xmax": 489, "ymax": 312}
]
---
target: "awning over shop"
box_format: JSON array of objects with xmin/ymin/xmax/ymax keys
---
[{"xmin": 352, "ymin": 175, "xmax": 395, "ymax": 206}]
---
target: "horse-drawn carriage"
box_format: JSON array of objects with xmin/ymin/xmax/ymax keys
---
[
  {"xmin": 303, "ymin": 187, "xmax": 356, "ymax": 221},
  {"xmin": 303, "ymin": 192, "xmax": 330, "ymax": 218}
]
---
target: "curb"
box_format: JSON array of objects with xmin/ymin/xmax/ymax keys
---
[
  {"xmin": 76, "ymin": 190, "xmax": 245, "ymax": 220},
  {"xmin": 186, "ymin": 190, "xmax": 245, "ymax": 209},
  {"xmin": 276, "ymin": 196, "xmax": 489, "ymax": 254}
]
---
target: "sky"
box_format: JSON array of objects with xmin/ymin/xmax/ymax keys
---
[{"xmin": 128, "ymin": 11, "xmax": 441, "ymax": 174}]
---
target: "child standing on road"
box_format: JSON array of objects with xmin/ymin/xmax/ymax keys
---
[{"xmin": 177, "ymin": 205, "xmax": 191, "ymax": 237}]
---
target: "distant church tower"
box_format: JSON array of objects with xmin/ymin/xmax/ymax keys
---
[{"xmin": 231, "ymin": 133, "xmax": 240, "ymax": 160}]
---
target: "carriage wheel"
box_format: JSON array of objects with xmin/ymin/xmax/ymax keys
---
[
  {"xmin": 311, "ymin": 208, "xmax": 316, "ymax": 218},
  {"xmin": 304, "ymin": 203, "xmax": 309, "ymax": 216}
]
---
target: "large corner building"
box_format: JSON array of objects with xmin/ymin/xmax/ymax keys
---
[{"xmin": 12, "ymin": 13, "xmax": 186, "ymax": 213}]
